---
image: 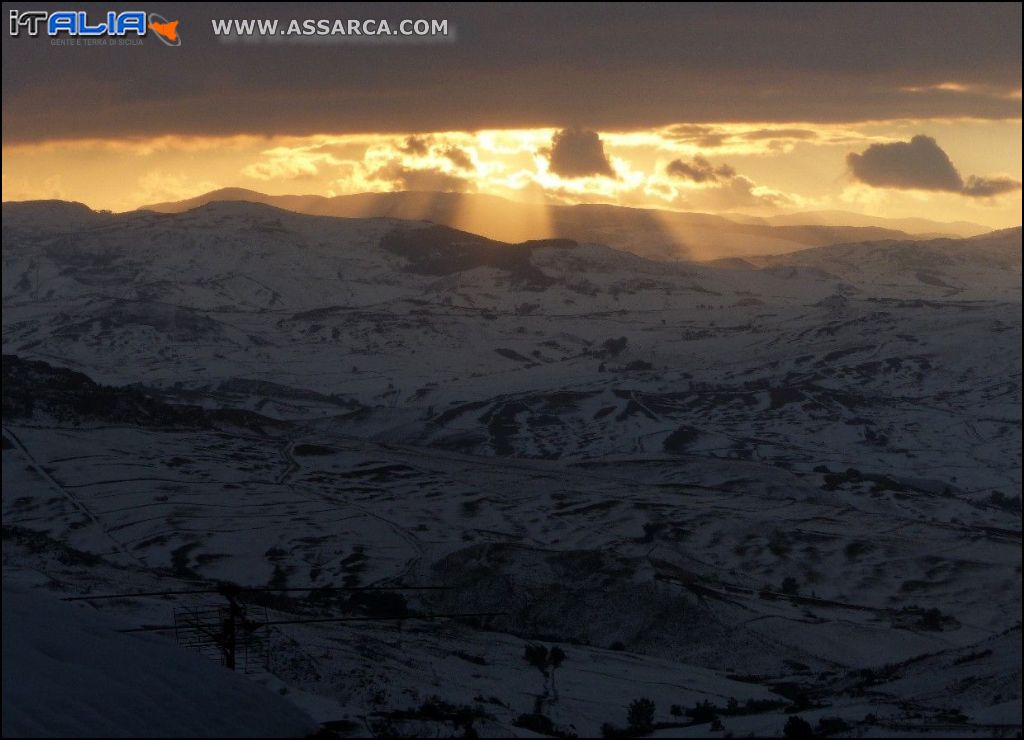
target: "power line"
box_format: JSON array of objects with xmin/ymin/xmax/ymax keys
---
[
  {"xmin": 63, "ymin": 584, "xmax": 451, "ymax": 601},
  {"xmin": 264, "ymin": 611, "xmax": 504, "ymax": 627},
  {"xmin": 67, "ymin": 581, "xmax": 491, "ymax": 671},
  {"xmin": 117, "ymin": 611, "xmax": 505, "ymax": 634}
]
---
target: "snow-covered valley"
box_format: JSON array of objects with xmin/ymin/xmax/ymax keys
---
[{"xmin": 3, "ymin": 199, "xmax": 1021, "ymax": 737}]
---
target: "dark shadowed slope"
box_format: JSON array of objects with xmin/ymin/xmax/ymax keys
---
[{"xmin": 135, "ymin": 188, "xmax": 946, "ymax": 262}]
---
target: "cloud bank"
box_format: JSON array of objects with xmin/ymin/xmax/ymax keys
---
[{"xmin": 5, "ymin": 5, "xmax": 1018, "ymax": 143}]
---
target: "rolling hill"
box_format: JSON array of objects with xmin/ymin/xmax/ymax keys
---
[{"xmin": 137, "ymin": 188, "xmax": 977, "ymax": 262}]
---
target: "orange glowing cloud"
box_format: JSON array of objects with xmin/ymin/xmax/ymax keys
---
[{"xmin": 1, "ymin": 119, "xmax": 1020, "ymax": 229}]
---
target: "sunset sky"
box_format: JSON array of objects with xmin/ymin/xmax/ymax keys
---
[{"xmin": 3, "ymin": 2, "xmax": 1021, "ymax": 227}]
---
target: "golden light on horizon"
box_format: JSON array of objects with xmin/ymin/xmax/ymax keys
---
[{"xmin": 1, "ymin": 119, "xmax": 1020, "ymax": 229}]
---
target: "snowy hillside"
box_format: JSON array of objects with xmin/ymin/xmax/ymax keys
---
[
  {"xmin": 742, "ymin": 228, "xmax": 1022, "ymax": 297},
  {"xmin": 137, "ymin": 188, "xmax": 961, "ymax": 261},
  {"xmin": 2, "ymin": 199, "xmax": 1021, "ymax": 737},
  {"xmin": 2, "ymin": 581, "xmax": 315, "ymax": 737}
]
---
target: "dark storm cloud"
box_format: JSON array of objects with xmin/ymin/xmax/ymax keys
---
[
  {"xmin": 2, "ymin": 3, "xmax": 1020, "ymax": 142},
  {"xmin": 847, "ymin": 135, "xmax": 1022, "ymax": 198},
  {"xmin": 847, "ymin": 135, "xmax": 964, "ymax": 192},
  {"xmin": 546, "ymin": 128, "xmax": 614, "ymax": 178},
  {"xmin": 666, "ymin": 156, "xmax": 736, "ymax": 183}
]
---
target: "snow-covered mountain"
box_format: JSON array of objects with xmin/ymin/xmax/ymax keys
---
[
  {"xmin": 2, "ymin": 199, "xmax": 1021, "ymax": 737},
  {"xmin": 137, "ymin": 188, "xmax": 969, "ymax": 261},
  {"xmin": 724, "ymin": 209, "xmax": 988, "ymax": 238},
  {"xmin": 740, "ymin": 228, "xmax": 1022, "ymax": 296}
]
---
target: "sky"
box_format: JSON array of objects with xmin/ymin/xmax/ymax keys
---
[{"xmin": 2, "ymin": 2, "xmax": 1021, "ymax": 227}]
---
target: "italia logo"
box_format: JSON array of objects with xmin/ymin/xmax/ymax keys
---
[{"xmin": 8, "ymin": 9, "xmax": 181, "ymax": 46}]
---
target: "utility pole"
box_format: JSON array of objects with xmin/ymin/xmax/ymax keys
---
[
  {"xmin": 214, "ymin": 584, "xmax": 266, "ymax": 671},
  {"xmin": 219, "ymin": 583, "xmax": 242, "ymax": 670}
]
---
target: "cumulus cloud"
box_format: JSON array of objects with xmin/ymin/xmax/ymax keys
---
[
  {"xmin": 846, "ymin": 135, "xmax": 963, "ymax": 191},
  {"xmin": 546, "ymin": 128, "xmax": 615, "ymax": 178},
  {"xmin": 847, "ymin": 134, "xmax": 1021, "ymax": 198},
  {"xmin": 961, "ymin": 175, "xmax": 1022, "ymax": 198},
  {"xmin": 662, "ymin": 154, "xmax": 790, "ymax": 210},
  {"xmin": 666, "ymin": 156, "xmax": 736, "ymax": 183},
  {"xmin": 443, "ymin": 146, "xmax": 473, "ymax": 170}
]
